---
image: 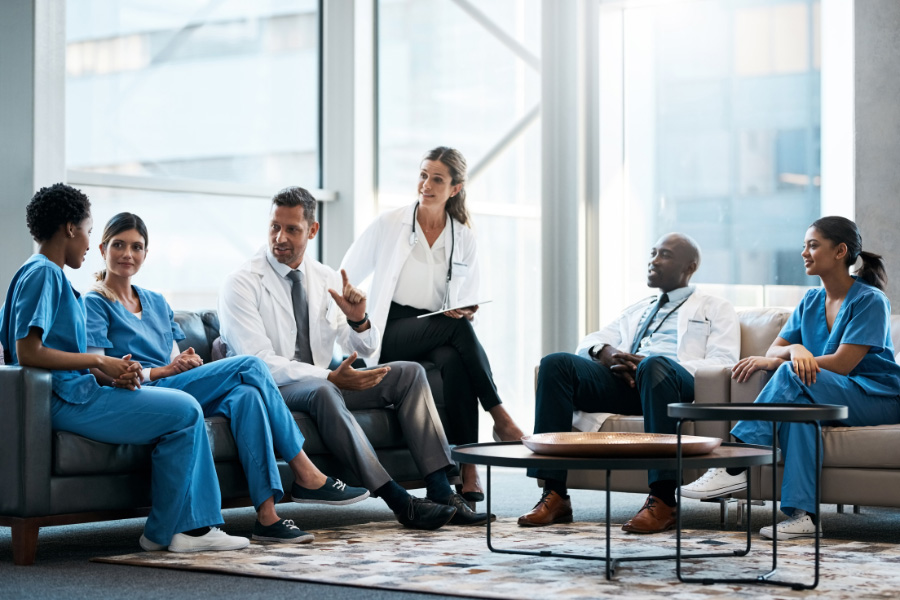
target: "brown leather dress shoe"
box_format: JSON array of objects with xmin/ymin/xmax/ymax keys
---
[
  {"xmin": 621, "ymin": 495, "xmax": 676, "ymax": 534},
  {"xmin": 517, "ymin": 490, "xmax": 573, "ymax": 527}
]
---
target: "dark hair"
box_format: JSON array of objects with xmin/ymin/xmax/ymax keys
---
[
  {"xmin": 423, "ymin": 146, "xmax": 470, "ymax": 227},
  {"xmin": 272, "ymin": 186, "xmax": 317, "ymax": 224},
  {"xmin": 810, "ymin": 216, "xmax": 887, "ymax": 291},
  {"xmin": 92, "ymin": 212, "xmax": 149, "ymax": 301},
  {"xmin": 25, "ymin": 183, "xmax": 91, "ymax": 242}
]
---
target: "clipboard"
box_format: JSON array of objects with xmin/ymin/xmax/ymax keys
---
[{"xmin": 416, "ymin": 300, "xmax": 492, "ymax": 319}]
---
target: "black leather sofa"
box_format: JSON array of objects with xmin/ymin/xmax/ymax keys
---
[{"xmin": 0, "ymin": 309, "xmax": 452, "ymax": 565}]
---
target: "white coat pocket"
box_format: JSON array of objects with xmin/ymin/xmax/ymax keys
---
[
  {"xmin": 682, "ymin": 319, "xmax": 711, "ymax": 357},
  {"xmin": 452, "ymin": 262, "xmax": 469, "ymax": 279}
]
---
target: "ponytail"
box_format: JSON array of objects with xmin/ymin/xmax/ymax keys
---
[
  {"xmin": 857, "ymin": 250, "xmax": 888, "ymax": 291},
  {"xmin": 91, "ymin": 268, "xmax": 119, "ymax": 302}
]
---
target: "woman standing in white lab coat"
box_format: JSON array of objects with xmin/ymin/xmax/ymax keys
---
[{"xmin": 341, "ymin": 146, "xmax": 524, "ymax": 501}]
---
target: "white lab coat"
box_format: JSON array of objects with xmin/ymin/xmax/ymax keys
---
[
  {"xmin": 218, "ymin": 247, "xmax": 379, "ymax": 386},
  {"xmin": 340, "ymin": 203, "xmax": 480, "ymax": 365},
  {"xmin": 575, "ymin": 290, "xmax": 741, "ymax": 377}
]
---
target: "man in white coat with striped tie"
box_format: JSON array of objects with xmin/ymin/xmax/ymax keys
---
[
  {"xmin": 218, "ymin": 186, "xmax": 493, "ymax": 531},
  {"xmin": 517, "ymin": 233, "xmax": 740, "ymax": 533}
]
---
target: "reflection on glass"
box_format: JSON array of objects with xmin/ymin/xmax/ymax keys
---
[
  {"xmin": 598, "ymin": 0, "xmax": 822, "ymax": 323},
  {"xmin": 378, "ymin": 0, "xmax": 542, "ymax": 434},
  {"xmin": 66, "ymin": 0, "xmax": 320, "ymax": 188}
]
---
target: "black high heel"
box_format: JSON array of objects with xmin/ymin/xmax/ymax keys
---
[{"xmin": 454, "ymin": 484, "xmax": 484, "ymax": 507}]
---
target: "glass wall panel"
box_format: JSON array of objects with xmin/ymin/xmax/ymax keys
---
[
  {"xmin": 378, "ymin": 0, "xmax": 542, "ymax": 434},
  {"xmin": 66, "ymin": 0, "xmax": 320, "ymax": 188},
  {"xmin": 597, "ymin": 0, "xmax": 822, "ymax": 321},
  {"xmin": 66, "ymin": 186, "xmax": 314, "ymax": 311}
]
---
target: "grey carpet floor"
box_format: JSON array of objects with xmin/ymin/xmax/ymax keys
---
[{"xmin": 2, "ymin": 467, "xmax": 898, "ymax": 600}]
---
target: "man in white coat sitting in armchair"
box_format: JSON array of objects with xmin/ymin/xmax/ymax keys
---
[
  {"xmin": 218, "ymin": 186, "xmax": 491, "ymax": 532},
  {"xmin": 518, "ymin": 233, "xmax": 740, "ymax": 533}
]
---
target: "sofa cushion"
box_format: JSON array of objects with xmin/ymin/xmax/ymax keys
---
[
  {"xmin": 53, "ymin": 431, "xmax": 153, "ymax": 476},
  {"xmin": 823, "ymin": 423, "xmax": 900, "ymax": 469},
  {"xmin": 173, "ymin": 310, "xmax": 220, "ymax": 363},
  {"xmin": 55, "ymin": 407, "xmax": 411, "ymax": 476},
  {"xmin": 738, "ymin": 308, "xmax": 790, "ymax": 358}
]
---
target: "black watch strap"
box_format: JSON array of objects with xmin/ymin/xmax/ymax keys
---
[{"xmin": 347, "ymin": 313, "xmax": 369, "ymax": 329}]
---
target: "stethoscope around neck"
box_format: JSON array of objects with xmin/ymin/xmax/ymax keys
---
[{"xmin": 409, "ymin": 201, "xmax": 455, "ymax": 310}]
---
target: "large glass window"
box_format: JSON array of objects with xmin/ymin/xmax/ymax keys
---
[
  {"xmin": 598, "ymin": 0, "xmax": 822, "ymax": 321},
  {"xmin": 65, "ymin": 0, "xmax": 321, "ymax": 308},
  {"xmin": 378, "ymin": 0, "xmax": 542, "ymax": 434}
]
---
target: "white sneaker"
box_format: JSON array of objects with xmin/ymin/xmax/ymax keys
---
[
  {"xmin": 139, "ymin": 534, "xmax": 167, "ymax": 552},
  {"xmin": 168, "ymin": 527, "xmax": 251, "ymax": 553},
  {"xmin": 760, "ymin": 513, "xmax": 822, "ymax": 540},
  {"xmin": 681, "ymin": 468, "xmax": 747, "ymax": 499}
]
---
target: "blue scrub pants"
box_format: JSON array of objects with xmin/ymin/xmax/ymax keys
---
[
  {"xmin": 528, "ymin": 352, "xmax": 695, "ymax": 486},
  {"xmin": 731, "ymin": 362, "xmax": 900, "ymax": 517},
  {"xmin": 51, "ymin": 386, "xmax": 223, "ymax": 546},
  {"xmin": 150, "ymin": 356, "xmax": 305, "ymax": 510}
]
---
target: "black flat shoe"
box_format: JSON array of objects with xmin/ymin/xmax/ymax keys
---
[{"xmin": 442, "ymin": 494, "xmax": 496, "ymax": 526}]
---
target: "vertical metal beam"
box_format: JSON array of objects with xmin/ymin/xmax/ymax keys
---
[
  {"xmin": 541, "ymin": 0, "xmax": 592, "ymax": 354},
  {"xmin": 0, "ymin": 0, "xmax": 66, "ymax": 299},
  {"xmin": 320, "ymin": 0, "xmax": 376, "ymax": 268}
]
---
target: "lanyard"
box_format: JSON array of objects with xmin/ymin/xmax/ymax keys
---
[{"xmin": 643, "ymin": 295, "xmax": 691, "ymax": 339}]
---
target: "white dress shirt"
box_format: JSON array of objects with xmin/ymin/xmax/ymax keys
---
[{"xmin": 392, "ymin": 220, "xmax": 449, "ymax": 312}]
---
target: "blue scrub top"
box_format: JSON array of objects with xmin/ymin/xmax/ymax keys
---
[
  {"xmin": 85, "ymin": 286, "xmax": 185, "ymax": 369},
  {"xmin": 779, "ymin": 278, "xmax": 900, "ymax": 397},
  {"xmin": 0, "ymin": 254, "xmax": 101, "ymax": 405}
]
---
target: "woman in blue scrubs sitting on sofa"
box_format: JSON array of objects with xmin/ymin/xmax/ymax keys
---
[
  {"xmin": 683, "ymin": 216, "xmax": 900, "ymax": 540},
  {"xmin": 85, "ymin": 212, "xmax": 369, "ymax": 545},
  {"xmin": 0, "ymin": 184, "xmax": 248, "ymax": 553}
]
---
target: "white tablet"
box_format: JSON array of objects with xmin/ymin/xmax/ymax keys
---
[{"xmin": 416, "ymin": 300, "xmax": 492, "ymax": 319}]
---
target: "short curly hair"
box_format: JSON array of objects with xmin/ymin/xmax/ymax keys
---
[{"xmin": 25, "ymin": 183, "xmax": 92, "ymax": 242}]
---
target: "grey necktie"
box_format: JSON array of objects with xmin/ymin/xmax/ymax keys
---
[{"xmin": 287, "ymin": 270, "xmax": 314, "ymax": 364}]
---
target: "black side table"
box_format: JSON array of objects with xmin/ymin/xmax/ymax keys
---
[
  {"xmin": 668, "ymin": 402, "xmax": 848, "ymax": 590},
  {"xmin": 452, "ymin": 441, "xmax": 774, "ymax": 580}
]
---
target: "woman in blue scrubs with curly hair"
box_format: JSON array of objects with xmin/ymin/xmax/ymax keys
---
[
  {"xmin": 85, "ymin": 212, "xmax": 368, "ymax": 545},
  {"xmin": 0, "ymin": 184, "xmax": 248, "ymax": 553},
  {"xmin": 683, "ymin": 216, "xmax": 900, "ymax": 540}
]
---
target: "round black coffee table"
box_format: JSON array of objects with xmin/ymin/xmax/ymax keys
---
[
  {"xmin": 669, "ymin": 402, "xmax": 848, "ymax": 590},
  {"xmin": 452, "ymin": 440, "xmax": 775, "ymax": 581}
]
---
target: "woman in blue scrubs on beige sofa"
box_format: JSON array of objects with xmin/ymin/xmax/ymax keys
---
[
  {"xmin": 85, "ymin": 212, "xmax": 369, "ymax": 545},
  {"xmin": 0, "ymin": 184, "xmax": 248, "ymax": 553},
  {"xmin": 683, "ymin": 216, "xmax": 900, "ymax": 540}
]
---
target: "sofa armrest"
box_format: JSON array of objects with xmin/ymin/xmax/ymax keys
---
[
  {"xmin": 691, "ymin": 366, "xmax": 735, "ymax": 439},
  {"xmin": 730, "ymin": 370, "xmax": 772, "ymax": 405},
  {"xmin": 0, "ymin": 367, "xmax": 54, "ymax": 516}
]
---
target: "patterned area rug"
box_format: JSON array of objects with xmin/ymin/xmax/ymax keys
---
[{"xmin": 93, "ymin": 521, "xmax": 899, "ymax": 599}]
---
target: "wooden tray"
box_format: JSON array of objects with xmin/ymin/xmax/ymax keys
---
[{"xmin": 521, "ymin": 432, "xmax": 722, "ymax": 457}]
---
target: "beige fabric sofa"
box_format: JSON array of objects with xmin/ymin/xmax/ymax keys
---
[{"xmin": 564, "ymin": 307, "xmax": 900, "ymax": 512}]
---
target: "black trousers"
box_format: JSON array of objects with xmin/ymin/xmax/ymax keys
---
[
  {"xmin": 380, "ymin": 302, "xmax": 502, "ymax": 445},
  {"xmin": 528, "ymin": 352, "xmax": 695, "ymax": 485}
]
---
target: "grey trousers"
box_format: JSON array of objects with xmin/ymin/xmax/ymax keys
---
[{"xmin": 279, "ymin": 361, "xmax": 454, "ymax": 491}]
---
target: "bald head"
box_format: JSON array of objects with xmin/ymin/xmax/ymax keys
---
[{"xmin": 647, "ymin": 233, "xmax": 701, "ymax": 292}]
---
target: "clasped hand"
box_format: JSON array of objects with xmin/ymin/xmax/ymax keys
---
[
  {"xmin": 166, "ymin": 347, "xmax": 203, "ymax": 377},
  {"xmin": 328, "ymin": 269, "xmax": 367, "ymax": 324},
  {"xmin": 594, "ymin": 346, "xmax": 644, "ymax": 388},
  {"xmin": 100, "ymin": 354, "xmax": 143, "ymax": 391}
]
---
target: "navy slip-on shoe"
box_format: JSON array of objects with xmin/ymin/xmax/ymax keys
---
[
  {"xmin": 291, "ymin": 477, "xmax": 370, "ymax": 505},
  {"xmin": 252, "ymin": 519, "xmax": 315, "ymax": 544}
]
